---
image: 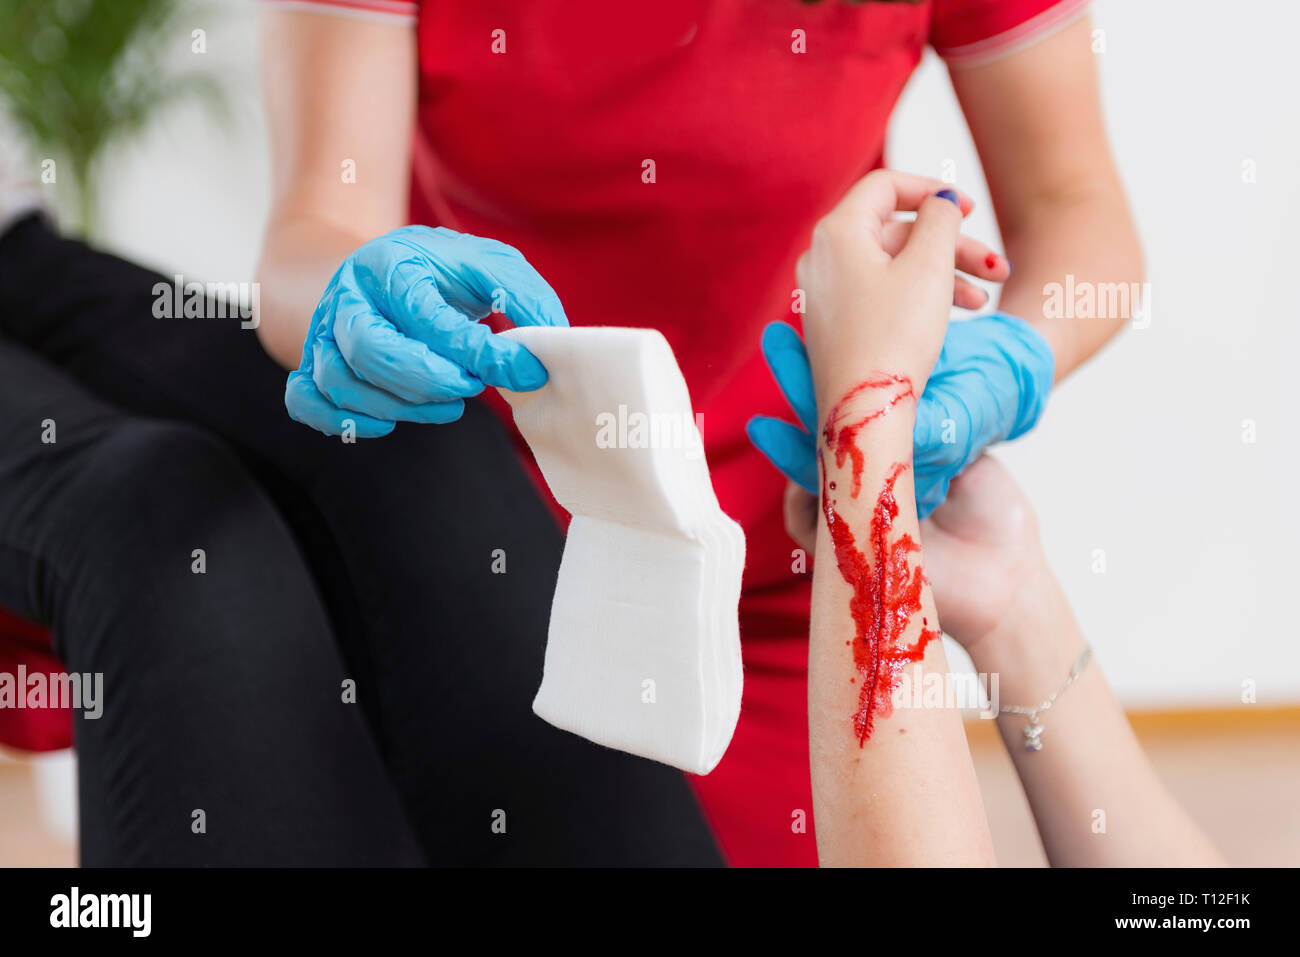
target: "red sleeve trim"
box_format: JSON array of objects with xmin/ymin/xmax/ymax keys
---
[
  {"xmin": 260, "ymin": 0, "xmax": 416, "ymax": 26},
  {"xmin": 936, "ymin": 0, "xmax": 1091, "ymax": 69}
]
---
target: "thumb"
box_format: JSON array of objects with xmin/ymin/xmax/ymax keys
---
[{"xmin": 896, "ymin": 190, "xmax": 964, "ymax": 278}]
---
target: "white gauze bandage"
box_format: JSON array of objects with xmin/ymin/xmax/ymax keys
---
[{"xmin": 497, "ymin": 326, "xmax": 745, "ymax": 775}]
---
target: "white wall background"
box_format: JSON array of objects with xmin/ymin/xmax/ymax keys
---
[
  {"xmin": 93, "ymin": 2, "xmax": 269, "ymax": 283},
  {"xmin": 75, "ymin": 0, "xmax": 1300, "ymax": 709},
  {"xmin": 889, "ymin": 1, "xmax": 1300, "ymax": 708}
]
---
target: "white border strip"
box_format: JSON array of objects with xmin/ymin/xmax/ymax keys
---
[
  {"xmin": 938, "ymin": 0, "xmax": 1091, "ymax": 70},
  {"xmin": 260, "ymin": 0, "xmax": 416, "ymax": 27}
]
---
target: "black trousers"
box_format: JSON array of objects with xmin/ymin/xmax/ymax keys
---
[{"xmin": 0, "ymin": 214, "xmax": 721, "ymax": 866}]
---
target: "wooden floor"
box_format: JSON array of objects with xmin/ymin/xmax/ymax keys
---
[
  {"xmin": 0, "ymin": 751, "xmax": 75, "ymax": 867},
  {"xmin": 967, "ymin": 709, "xmax": 1300, "ymax": 866},
  {"xmin": 3, "ymin": 710, "xmax": 1298, "ymax": 867}
]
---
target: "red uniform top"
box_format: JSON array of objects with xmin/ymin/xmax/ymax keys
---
[
  {"xmin": 400, "ymin": 0, "xmax": 1087, "ymax": 867},
  {"xmin": 0, "ymin": 0, "xmax": 1089, "ymax": 865}
]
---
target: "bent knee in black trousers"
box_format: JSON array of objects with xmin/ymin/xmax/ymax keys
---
[
  {"xmin": 0, "ymin": 339, "xmax": 422, "ymax": 865},
  {"xmin": 0, "ymin": 214, "xmax": 722, "ymax": 866}
]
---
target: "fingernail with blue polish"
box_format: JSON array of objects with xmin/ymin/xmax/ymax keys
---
[{"xmin": 935, "ymin": 189, "xmax": 960, "ymax": 207}]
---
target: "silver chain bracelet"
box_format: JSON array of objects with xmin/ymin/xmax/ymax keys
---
[{"xmin": 998, "ymin": 646, "xmax": 1093, "ymax": 752}]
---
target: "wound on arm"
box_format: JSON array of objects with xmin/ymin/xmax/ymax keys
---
[{"xmin": 819, "ymin": 376, "xmax": 939, "ymax": 745}]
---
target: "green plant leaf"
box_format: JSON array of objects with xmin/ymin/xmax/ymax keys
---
[{"xmin": 0, "ymin": 0, "xmax": 227, "ymax": 235}]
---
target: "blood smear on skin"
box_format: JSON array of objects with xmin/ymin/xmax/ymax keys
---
[
  {"xmin": 820, "ymin": 374, "xmax": 914, "ymax": 499},
  {"xmin": 820, "ymin": 376, "xmax": 938, "ymax": 745}
]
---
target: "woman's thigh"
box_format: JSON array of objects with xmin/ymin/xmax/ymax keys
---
[
  {"xmin": 0, "ymin": 337, "xmax": 423, "ymax": 865},
  {"xmin": 0, "ymin": 215, "xmax": 724, "ymax": 865}
]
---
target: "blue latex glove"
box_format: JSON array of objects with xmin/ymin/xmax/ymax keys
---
[
  {"xmin": 746, "ymin": 312, "xmax": 1054, "ymax": 518},
  {"xmin": 286, "ymin": 225, "xmax": 567, "ymax": 437}
]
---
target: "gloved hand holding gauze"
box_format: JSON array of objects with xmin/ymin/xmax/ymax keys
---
[{"xmin": 497, "ymin": 327, "xmax": 745, "ymax": 775}]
